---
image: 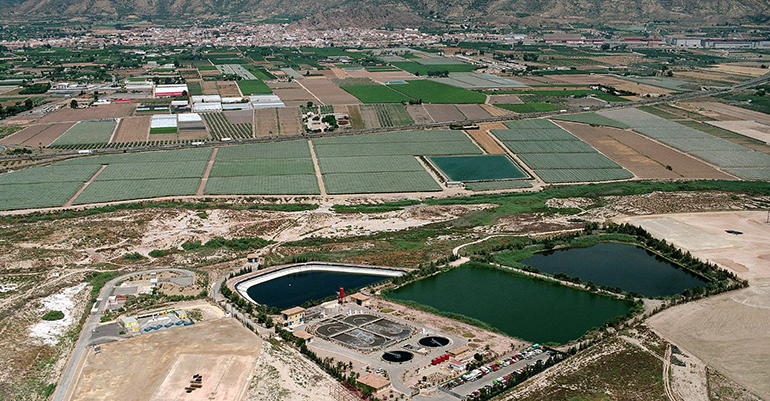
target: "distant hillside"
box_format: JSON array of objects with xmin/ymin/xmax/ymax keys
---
[{"xmin": 1, "ymin": 0, "xmax": 767, "ymax": 26}]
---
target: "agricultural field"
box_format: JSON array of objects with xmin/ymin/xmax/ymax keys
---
[
  {"xmin": 112, "ymin": 117, "xmax": 150, "ymax": 143},
  {"xmin": 0, "ymin": 163, "xmax": 102, "ymax": 210},
  {"xmin": 94, "ymin": 161, "xmax": 208, "ymax": 181},
  {"xmin": 314, "ymin": 129, "xmax": 481, "ymax": 194},
  {"xmin": 493, "ymin": 119, "xmax": 633, "ymax": 183},
  {"xmin": 49, "ymin": 120, "xmax": 117, "ymax": 147},
  {"xmin": 428, "ymin": 155, "xmax": 528, "ymax": 182},
  {"xmin": 600, "ymin": 108, "xmax": 770, "ymax": 180},
  {"xmin": 495, "ymin": 103, "xmax": 559, "ymax": 113},
  {"xmin": 255, "ymin": 108, "xmax": 279, "ymax": 137},
  {"xmin": 550, "ymin": 112, "xmax": 631, "ymax": 129},
  {"xmin": 202, "ymin": 112, "xmax": 253, "ymax": 140},
  {"xmin": 186, "ymin": 81, "xmax": 204, "ymax": 96},
  {"xmin": 338, "ymin": 79, "xmax": 412, "ymax": 103},
  {"xmin": 359, "ymin": 104, "xmax": 414, "ymax": 127},
  {"xmin": 387, "ymin": 80, "xmax": 485, "ymax": 104},
  {"xmin": 0, "ymin": 123, "xmax": 74, "ymax": 147},
  {"xmin": 236, "ymin": 79, "xmax": 272, "ymax": 95},
  {"xmin": 555, "ymin": 121, "xmax": 731, "ymax": 180},
  {"xmin": 299, "ymin": 78, "xmax": 361, "ymax": 104},
  {"xmin": 204, "ymin": 141, "xmax": 319, "ymax": 195},
  {"xmin": 423, "ymin": 104, "xmax": 465, "ymax": 122},
  {"xmin": 72, "ymin": 178, "xmax": 202, "ymax": 204},
  {"xmin": 429, "ymin": 73, "xmax": 528, "ymax": 89},
  {"xmin": 389, "ymin": 61, "xmax": 478, "ymax": 76}
]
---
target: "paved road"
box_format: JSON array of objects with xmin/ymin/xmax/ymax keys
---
[{"xmin": 52, "ymin": 268, "xmax": 194, "ymax": 401}]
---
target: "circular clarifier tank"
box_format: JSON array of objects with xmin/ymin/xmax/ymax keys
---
[
  {"xmin": 418, "ymin": 336, "xmax": 450, "ymax": 348},
  {"xmin": 382, "ymin": 351, "xmax": 414, "ymax": 363}
]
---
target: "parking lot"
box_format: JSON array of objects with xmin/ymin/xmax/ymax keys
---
[
  {"xmin": 446, "ymin": 346, "xmax": 555, "ymax": 398},
  {"xmin": 138, "ymin": 313, "xmax": 193, "ymax": 333}
]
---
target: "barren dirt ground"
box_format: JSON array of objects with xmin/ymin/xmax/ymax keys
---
[
  {"xmin": 70, "ymin": 318, "xmax": 261, "ymax": 401},
  {"xmin": 245, "ymin": 342, "xmax": 337, "ymax": 401},
  {"xmin": 624, "ymin": 212, "xmax": 770, "ymax": 400}
]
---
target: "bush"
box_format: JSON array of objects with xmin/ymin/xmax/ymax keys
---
[
  {"xmin": 42, "ymin": 310, "xmax": 65, "ymax": 321},
  {"xmin": 148, "ymin": 249, "xmax": 166, "ymax": 258},
  {"xmin": 123, "ymin": 252, "xmax": 145, "ymax": 261}
]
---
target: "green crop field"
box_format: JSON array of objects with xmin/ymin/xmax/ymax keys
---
[
  {"xmin": 601, "ymin": 108, "xmax": 770, "ymax": 180},
  {"xmin": 496, "ymin": 103, "xmax": 559, "ymax": 113},
  {"xmin": 149, "ymin": 127, "xmax": 178, "ymax": 135},
  {"xmin": 216, "ymin": 140, "xmax": 311, "ymax": 160},
  {"xmin": 57, "ymin": 148, "xmax": 214, "ymax": 165},
  {"xmin": 202, "ymin": 112, "xmax": 252, "ymax": 140},
  {"xmin": 244, "ymin": 66, "xmax": 277, "ymax": 80},
  {"xmin": 0, "ymin": 182, "xmax": 84, "ymax": 210},
  {"xmin": 494, "ymin": 119, "xmax": 632, "ymax": 183},
  {"xmin": 365, "ymin": 104, "xmax": 414, "ymax": 126},
  {"xmin": 388, "ymin": 80, "xmax": 485, "ymax": 104},
  {"xmin": 323, "ymin": 171, "xmax": 441, "ymax": 194},
  {"xmin": 550, "ymin": 113, "xmax": 631, "ymax": 129},
  {"xmin": 0, "ymin": 164, "xmax": 100, "ymax": 185},
  {"xmin": 72, "ymin": 178, "xmax": 202, "ymax": 205},
  {"xmin": 237, "ymin": 79, "xmax": 272, "ymax": 95},
  {"xmin": 428, "ymin": 155, "xmax": 528, "ymax": 182},
  {"xmin": 187, "ymin": 81, "xmax": 204, "ymax": 96},
  {"xmin": 94, "ymin": 161, "xmax": 208, "ymax": 181},
  {"xmin": 390, "ymin": 61, "xmax": 478, "ymax": 76},
  {"xmin": 318, "ymin": 155, "xmax": 426, "ymax": 174},
  {"xmin": 50, "ymin": 120, "xmax": 116, "ymax": 147},
  {"xmin": 313, "ymin": 141, "xmax": 482, "ymax": 157},
  {"xmin": 209, "ymin": 159, "xmax": 315, "ymax": 177},
  {"xmin": 204, "ymin": 175, "xmax": 319, "ymax": 195},
  {"xmin": 340, "ymin": 84, "xmax": 412, "ymax": 103},
  {"xmin": 313, "ymin": 129, "xmax": 470, "ymax": 145}
]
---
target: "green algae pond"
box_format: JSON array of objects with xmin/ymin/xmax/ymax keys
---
[{"xmin": 387, "ymin": 264, "xmax": 634, "ymax": 344}]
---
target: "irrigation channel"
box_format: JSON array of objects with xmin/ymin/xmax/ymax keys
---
[
  {"xmin": 520, "ymin": 242, "xmax": 709, "ymax": 297},
  {"xmin": 234, "ymin": 263, "xmax": 405, "ymax": 309}
]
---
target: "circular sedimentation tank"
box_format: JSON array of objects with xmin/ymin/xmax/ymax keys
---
[
  {"xmin": 418, "ymin": 336, "xmax": 450, "ymax": 348},
  {"xmin": 382, "ymin": 351, "xmax": 414, "ymax": 363}
]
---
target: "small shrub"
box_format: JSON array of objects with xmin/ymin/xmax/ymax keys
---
[
  {"xmin": 42, "ymin": 310, "xmax": 65, "ymax": 321},
  {"xmin": 148, "ymin": 249, "xmax": 166, "ymax": 258}
]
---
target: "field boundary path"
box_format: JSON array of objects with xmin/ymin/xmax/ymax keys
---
[
  {"xmin": 65, "ymin": 165, "xmax": 107, "ymax": 207},
  {"xmin": 295, "ymin": 80, "xmax": 324, "ymax": 105},
  {"xmin": 53, "ymin": 268, "xmax": 195, "ymax": 401},
  {"xmin": 197, "ymin": 147, "xmax": 218, "ymax": 196},
  {"xmin": 307, "ymin": 139, "xmax": 327, "ymax": 196}
]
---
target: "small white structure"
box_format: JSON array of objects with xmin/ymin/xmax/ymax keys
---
[
  {"xmin": 150, "ymin": 114, "xmax": 178, "ymax": 130},
  {"xmin": 154, "ymin": 84, "xmax": 188, "ymax": 98},
  {"xmin": 250, "ymin": 94, "xmax": 285, "ymax": 109}
]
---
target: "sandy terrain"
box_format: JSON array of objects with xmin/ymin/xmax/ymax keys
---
[
  {"xmin": 480, "ymin": 104, "xmax": 512, "ymax": 117},
  {"xmin": 406, "ymin": 104, "xmax": 433, "ymax": 124},
  {"xmin": 0, "ymin": 124, "xmax": 49, "ymax": 145},
  {"xmin": 300, "ymin": 78, "xmax": 360, "ymax": 104},
  {"xmin": 268, "ymin": 82, "xmax": 316, "ymax": 107},
  {"xmin": 245, "ymin": 342, "xmax": 337, "ymax": 401},
  {"xmin": 224, "ymin": 110, "xmax": 253, "ymax": 125},
  {"xmin": 178, "ymin": 130, "xmax": 209, "ymax": 141},
  {"xmin": 688, "ymin": 102, "xmax": 770, "ymax": 126},
  {"xmin": 623, "ymin": 212, "xmax": 770, "ymax": 400},
  {"xmin": 555, "ymin": 121, "xmax": 690, "ymax": 179},
  {"xmin": 488, "ymin": 94, "xmax": 523, "ymax": 104},
  {"xmin": 37, "ymin": 104, "xmax": 135, "ymax": 124},
  {"xmin": 69, "ymin": 318, "xmax": 261, "ymax": 401},
  {"xmin": 359, "ymin": 105, "xmax": 381, "ymax": 128},
  {"xmin": 569, "ymin": 121, "xmax": 733, "ymax": 179},
  {"xmin": 456, "ymin": 104, "xmax": 491, "ymax": 119},
  {"xmin": 277, "ymin": 107, "xmax": 301, "ymax": 136},
  {"xmin": 255, "ymin": 108, "xmax": 279, "ymax": 137},
  {"xmin": 217, "ymin": 81, "xmax": 242, "ymax": 97},
  {"xmin": 201, "ymin": 81, "xmax": 219, "ymax": 95},
  {"xmin": 675, "ymin": 70, "xmax": 741, "ymax": 84},
  {"xmin": 706, "ymin": 120, "xmax": 770, "ymax": 144},
  {"xmin": 467, "ymin": 129, "xmax": 506, "ymax": 154},
  {"xmin": 708, "ymin": 64, "xmax": 769, "ymax": 77},
  {"xmin": 112, "ymin": 116, "xmax": 149, "ymax": 143},
  {"xmin": 423, "ymin": 104, "xmax": 465, "ymax": 122},
  {"xmin": 29, "ymin": 123, "xmax": 76, "ymax": 147}
]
